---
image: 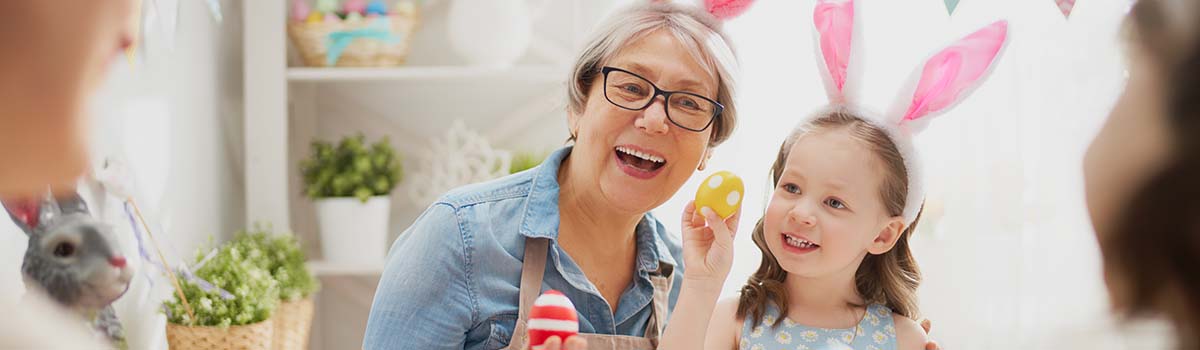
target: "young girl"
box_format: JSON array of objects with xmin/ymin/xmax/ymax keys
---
[{"xmin": 698, "ymin": 1, "xmax": 1009, "ymax": 349}]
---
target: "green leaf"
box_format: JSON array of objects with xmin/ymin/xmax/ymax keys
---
[{"xmin": 300, "ymin": 134, "xmax": 402, "ymax": 198}]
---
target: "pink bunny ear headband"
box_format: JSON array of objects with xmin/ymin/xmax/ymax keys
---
[
  {"xmin": 812, "ymin": 0, "xmax": 1009, "ymax": 225},
  {"xmin": 648, "ymin": 0, "xmax": 755, "ymax": 25}
]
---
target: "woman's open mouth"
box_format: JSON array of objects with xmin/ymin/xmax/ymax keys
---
[{"xmin": 614, "ymin": 145, "xmax": 666, "ymax": 179}]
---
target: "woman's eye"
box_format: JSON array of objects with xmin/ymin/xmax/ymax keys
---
[
  {"xmin": 826, "ymin": 198, "xmax": 847, "ymax": 209},
  {"xmin": 675, "ymin": 96, "xmax": 701, "ymax": 110},
  {"xmin": 621, "ymin": 84, "xmax": 644, "ymax": 95}
]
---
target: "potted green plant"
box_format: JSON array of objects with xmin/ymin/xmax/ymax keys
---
[
  {"xmin": 232, "ymin": 227, "xmax": 319, "ymax": 350},
  {"xmin": 300, "ymin": 134, "xmax": 401, "ymax": 265},
  {"xmin": 164, "ymin": 239, "xmax": 280, "ymax": 350}
]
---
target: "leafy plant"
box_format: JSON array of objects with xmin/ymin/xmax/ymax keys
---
[
  {"xmin": 164, "ymin": 239, "xmax": 279, "ymax": 327},
  {"xmin": 301, "ymin": 134, "xmax": 402, "ymax": 202},
  {"xmin": 509, "ymin": 151, "xmax": 548, "ymax": 174},
  {"xmin": 231, "ymin": 226, "xmax": 319, "ymax": 302}
]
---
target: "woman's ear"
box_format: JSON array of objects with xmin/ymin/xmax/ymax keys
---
[
  {"xmin": 698, "ymin": 147, "xmax": 713, "ymax": 171},
  {"xmin": 868, "ymin": 216, "xmax": 907, "ymax": 255},
  {"xmin": 567, "ymin": 109, "xmax": 581, "ymax": 140}
]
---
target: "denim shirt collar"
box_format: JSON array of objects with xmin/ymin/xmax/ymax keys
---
[{"xmin": 518, "ymin": 146, "xmax": 676, "ymax": 273}]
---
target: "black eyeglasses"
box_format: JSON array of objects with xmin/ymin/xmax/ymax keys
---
[{"xmin": 601, "ymin": 66, "xmax": 724, "ymax": 132}]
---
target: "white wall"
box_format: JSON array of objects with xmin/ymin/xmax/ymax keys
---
[{"xmin": 0, "ymin": 1, "xmax": 245, "ymax": 349}]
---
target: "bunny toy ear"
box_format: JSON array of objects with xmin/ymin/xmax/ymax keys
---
[
  {"xmin": 813, "ymin": 0, "xmax": 857, "ymax": 103},
  {"xmin": 2, "ymin": 197, "xmax": 41, "ymax": 234},
  {"xmin": 705, "ymin": 0, "xmax": 754, "ymax": 20},
  {"xmin": 54, "ymin": 191, "xmax": 90, "ymax": 216},
  {"xmin": 892, "ymin": 20, "xmax": 1009, "ymax": 132},
  {"xmin": 36, "ymin": 191, "xmax": 63, "ymax": 229}
]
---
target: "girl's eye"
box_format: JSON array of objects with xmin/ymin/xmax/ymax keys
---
[
  {"xmin": 826, "ymin": 198, "xmax": 847, "ymax": 210},
  {"xmin": 782, "ymin": 183, "xmax": 800, "ymax": 194}
]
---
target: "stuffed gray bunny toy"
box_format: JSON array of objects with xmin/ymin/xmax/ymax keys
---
[{"xmin": 2, "ymin": 190, "xmax": 132, "ymax": 346}]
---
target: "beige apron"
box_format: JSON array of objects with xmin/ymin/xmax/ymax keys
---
[{"xmin": 502, "ymin": 238, "xmax": 675, "ymax": 350}]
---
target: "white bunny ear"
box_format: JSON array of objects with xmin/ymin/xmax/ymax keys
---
[
  {"xmin": 887, "ymin": 20, "xmax": 1009, "ymax": 133},
  {"xmin": 811, "ymin": 0, "xmax": 864, "ymax": 104}
]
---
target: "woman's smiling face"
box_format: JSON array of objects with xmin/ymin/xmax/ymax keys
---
[{"xmin": 568, "ymin": 29, "xmax": 719, "ymax": 214}]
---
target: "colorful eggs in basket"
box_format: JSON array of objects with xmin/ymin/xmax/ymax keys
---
[
  {"xmin": 344, "ymin": 0, "xmax": 367, "ymax": 14},
  {"xmin": 528, "ymin": 290, "xmax": 579, "ymax": 349},
  {"xmin": 316, "ymin": 0, "xmax": 339, "ymax": 13},
  {"xmin": 345, "ymin": 11, "xmax": 364, "ymax": 23},
  {"xmin": 366, "ymin": 0, "xmax": 388, "ymax": 16},
  {"xmin": 306, "ymin": 11, "xmax": 323, "ymax": 24},
  {"xmin": 694, "ymin": 171, "xmax": 744, "ymax": 219},
  {"xmin": 291, "ymin": 0, "xmax": 311, "ymax": 21}
]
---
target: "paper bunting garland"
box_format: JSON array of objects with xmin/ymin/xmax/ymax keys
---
[
  {"xmin": 944, "ymin": 0, "xmax": 960, "ymax": 15},
  {"xmin": 1056, "ymin": 0, "xmax": 1077, "ymax": 18}
]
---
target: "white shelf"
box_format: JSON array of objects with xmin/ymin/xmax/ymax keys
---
[
  {"xmin": 286, "ymin": 65, "xmax": 567, "ymax": 82},
  {"xmin": 307, "ymin": 260, "xmax": 386, "ymax": 276}
]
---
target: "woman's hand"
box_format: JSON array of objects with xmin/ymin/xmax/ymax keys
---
[
  {"xmin": 532, "ymin": 336, "xmax": 587, "ymax": 350},
  {"xmin": 680, "ymin": 200, "xmax": 741, "ymax": 288}
]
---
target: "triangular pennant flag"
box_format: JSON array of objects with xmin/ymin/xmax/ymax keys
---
[
  {"xmin": 944, "ymin": 0, "xmax": 961, "ymax": 15},
  {"xmin": 1055, "ymin": 0, "xmax": 1077, "ymax": 18}
]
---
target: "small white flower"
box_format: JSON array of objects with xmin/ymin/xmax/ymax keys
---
[
  {"xmin": 763, "ymin": 314, "xmax": 778, "ymax": 326},
  {"xmin": 873, "ymin": 331, "xmax": 887, "ymax": 344},
  {"xmin": 800, "ymin": 330, "xmax": 818, "ymax": 342},
  {"xmin": 751, "ymin": 326, "xmax": 765, "ymax": 338},
  {"xmin": 775, "ymin": 331, "xmax": 792, "ymax": 344}
]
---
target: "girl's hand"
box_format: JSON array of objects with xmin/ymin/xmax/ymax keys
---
[
  {"xmin": 680, "ymin": 200, "xmax": 740, "ymax": 288},
  {"xmin": 922, "ymin": 319, "xmax": 940, "ymax": 350},
  {"xmin": 533, "ymin": 336, "xmax": 587, "ymax": 350}
]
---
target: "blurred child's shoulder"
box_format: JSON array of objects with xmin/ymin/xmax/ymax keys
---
[{"xmin": 890, "ymin": 312, "xmax": 928, "ymax": 350}]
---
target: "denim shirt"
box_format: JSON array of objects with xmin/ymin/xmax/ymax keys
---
[{"xmin": 363, "ymin": 146, "xmax": 685, "ymax": 350}]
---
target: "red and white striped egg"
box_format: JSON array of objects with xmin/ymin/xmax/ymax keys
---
[{"xmin": 528, "ymin": 289, "xmax": 579, "ymax": 349}]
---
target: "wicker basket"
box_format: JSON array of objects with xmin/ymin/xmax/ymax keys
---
[
  {"xmin": 287, "ymin": 11, "xmax": 420, "ymax": 67},
  {"xmin": 166, "ymin": 320, "xmax": 274, "ymax": 350},
  {"xmin": 272, "ymin": 297, "xmax": 315, "ymax": 350}
]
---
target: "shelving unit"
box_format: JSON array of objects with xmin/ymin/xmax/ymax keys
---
[
  {"xmin": 242, "ymin": 1, "xmax": 612, "ymax": 348},
  {"xmin": 286, "ymin": 65, "xmax": 567, "ymax": 82},
  {"xmin": 306, "ymin": 260, "xmax": 386, "ymax": 276}
]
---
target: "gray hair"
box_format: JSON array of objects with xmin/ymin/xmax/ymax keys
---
[{"xmin": 567, "ymin": 2, "xmax": 740, "ymax": 146}]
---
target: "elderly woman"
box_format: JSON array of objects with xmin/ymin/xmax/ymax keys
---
[
  {"xmin": 363, "ymin": 2, "xmax": 741, "ymax": 349},
  {"xmin": 1084, "ymin": 0, "xmax": 1200, "ymax": 347}
]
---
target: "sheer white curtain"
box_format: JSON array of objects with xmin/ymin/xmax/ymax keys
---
[{"xmin": 648, "ymin": 0, "xmax": 1173, "ymax": 347}]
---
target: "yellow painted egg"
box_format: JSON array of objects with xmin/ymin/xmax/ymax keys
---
[
  {"xmin": 305, "ymin": 11, "xmax": 324, "ymax": 24},
  {"xmin": 694, "ymin": 171, "xmax": 744, "ymax": 219}
]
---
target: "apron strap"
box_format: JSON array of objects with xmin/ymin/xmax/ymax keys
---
[
  {"xmin": 507, "ymin": 237, "xmax": 551, "ymax": 349},
  {"xmin": 642, "ymin": 262, "xmax": 675, "ymax": 341}
]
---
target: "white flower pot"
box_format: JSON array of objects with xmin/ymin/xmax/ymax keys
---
[{"xmin": 314, "ymin": 196, "xmax": 390, "ymax": 265}]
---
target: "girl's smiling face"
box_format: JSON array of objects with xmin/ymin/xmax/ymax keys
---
[{"xmin": 763, "ymin": 127, "xmax": 907, "ymax": 279}]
